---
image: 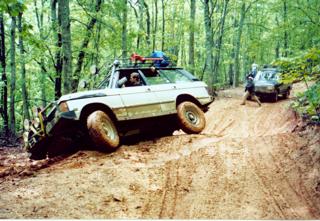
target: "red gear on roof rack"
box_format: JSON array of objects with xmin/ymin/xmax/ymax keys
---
[{"xmin": 130, "ymin": 52, "xmax": 163, "ymax": 63}]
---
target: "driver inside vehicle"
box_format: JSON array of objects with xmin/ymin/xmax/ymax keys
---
[{"xmin": 128, "ymin": 72, "xmax": 143, "ymax": 86}]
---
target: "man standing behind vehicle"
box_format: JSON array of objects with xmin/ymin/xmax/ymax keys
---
[
  {"xmin": 251, "ymin": 62, "xmax": 258, "ymax": 77},
  {"xmin": 240, "ymin": 73, "xmax": 262, "ymax": 107}
]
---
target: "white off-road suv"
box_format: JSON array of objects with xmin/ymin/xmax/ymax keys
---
[{"xmin": 23, "ymin": 60, "xmax": 213, "ymax": 159}]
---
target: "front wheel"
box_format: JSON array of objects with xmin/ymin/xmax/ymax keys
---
[
  {"xmin": 177, "ymin": 101, "xmax": 206, "ymax": 134},
  {"xmin": 87, "ymin": 110, "xmax": 120, "ymax": 151}
]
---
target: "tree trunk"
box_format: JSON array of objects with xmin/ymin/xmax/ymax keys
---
[
  {"xmin": 229, "ymin": 13, "xmax": 236, "ymax": 86},
  {"xmin": 0, "ymin": 13, "xmax": 8, "ymax": 135},
  {"xmin": 188, "ymin": 0, "xmax": 196, "ymax": 75},
  {"xmin": 203, "ymin": 0, "xmax": 214, "ymax": 93},
  {"xmin": 51, "ymin": 0, "xmax": 62, "ymax": 99},
  {"xmin": 122, "ymin": 0, "xmax": 128, "ymax": 59},
  {"xmin": 128, "ymin": 2, "xmax": 139, "ymax": 50},
  {"xmin": 34, "ymin": 0, "xmax": 47, "ymax": 107},
  {"xmin": 72, "ymin": 0, "xmax": 102, "ymax": 91},
  {"xmin": 213, "ymin": 0, "xmax": 229, "ymax": 82},
  {"xmin": 161, "ymin": 0, "xmax": 165, "ymax": 51},
  {"xmin": 137, "ymin": 0, "xmax": 143, "ymax": 50},
  {"xmin": 283, "ymin": 0, "xmax": 288, "ymax": 57},
  {"xmin": 58, "ymin": 0, "xmax": 72, "ymax": 94},
  {"xmin": 275, "ymin": 16, "xmax": 280, "ymax": 58},
  {"xmin": 143, "ymin": 0, "xmax": 151, "ymax": 49},
  {"xmin": 9, "ymin": 16, "xmax": 16, "ymax": 135},
  {"xmin": 233, "ymin": 2, "xmax": 246, "ymax": 87},
  {"xmin": 18, "ymin": 13, "xmax": 30, "ymax": 121},
  {"xmin": 94, "ymin": 21, "xmax": 102, "ymax": 66},
  {"xmin": 152, "ymin": 0, "xmax": 158, "ymax": 51}
]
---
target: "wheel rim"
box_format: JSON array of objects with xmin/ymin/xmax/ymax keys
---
[
  {"xmin": 102, "ymin": 121, "xmax": 116, "ymax": 140},
  {"xmin": 185, "ymin": 108, "xmax": 200, "ymax": 125}
]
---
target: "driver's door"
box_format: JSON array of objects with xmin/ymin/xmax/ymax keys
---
[{"xmin": 117, "ymin": 71, "xmax": 161, "ymax": 120}]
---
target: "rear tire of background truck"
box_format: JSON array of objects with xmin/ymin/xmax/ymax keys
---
[
  {"xmin": 87, "ymin": 110, "xmax": 120, "ymax": 151},
  {"xmin": 283, "ymin": 89, "xmax": 290, "ymax": 99},
  {"xmin": 273, "ymin": 91, "xmax": 278, "ymax": 102},
  {"xmin": 177, "ymin": 101, "xmax": 206, "ymax": 134}
]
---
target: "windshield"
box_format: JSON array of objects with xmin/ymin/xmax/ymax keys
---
[
  {"xmin": 97, "ymin": 76, "xmax": 110, "ymax": 89},
  {"xmin": 256, "ymin": 71, "xmax": 279, "ymax": 81}
]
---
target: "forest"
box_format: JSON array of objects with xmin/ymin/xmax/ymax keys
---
[{"xmin": 0, "ymin": 0, "xmax": 319, "ymax": 137}]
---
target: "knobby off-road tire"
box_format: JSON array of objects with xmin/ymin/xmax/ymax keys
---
[
  {"xmin": 283, "ymin": 89, "xmax": 290, "ymax": 99},
  {"xmin": 87, "ymin": 110, "xmax": 120, "ymax": 151},
  {"xmin": 273, "ymin": 91, "xmax": 279, "ymax": 102},
  {"xmin": 177, "ymin": 101, "xmax": 206, "ymax": 134}
]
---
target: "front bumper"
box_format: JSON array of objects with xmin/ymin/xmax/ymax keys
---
[{"xmin": 24, "ymin": 102, "xmax": 78, "ymax": 154}]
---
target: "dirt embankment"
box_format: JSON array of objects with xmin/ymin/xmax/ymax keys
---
[{"xmin": 0, "ymin": 82, "xmax": 319, "ymax": 219}]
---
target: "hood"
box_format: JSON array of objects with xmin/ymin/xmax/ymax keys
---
[{"xmin": 58, "ymin": 89, "xmax": 107, "ymax": 103}]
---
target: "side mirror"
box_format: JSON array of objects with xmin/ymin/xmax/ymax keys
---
[{"xmin": 78, "ymin": 79, "xmax": 88, "ymax": 90}]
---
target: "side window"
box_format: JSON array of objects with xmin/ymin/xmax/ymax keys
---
[
  {"xmin": 141, "ymin": 69, "xmax": 170, "ymax": 85},
  {"xmin": 145, "ymin": 74, "xmax": 169, "ymax": 85},
  {"xmin": 161, "ymin": 69, "xmax": 193, "ymax": 83},
  {"xmin": 117, "ymin": 70, "xmax": 146, "ymax": 88}
]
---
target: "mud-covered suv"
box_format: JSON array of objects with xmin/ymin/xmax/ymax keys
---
[{"xmin": 23, "ymin": 60, "xmax": 213, "ymax": 159}]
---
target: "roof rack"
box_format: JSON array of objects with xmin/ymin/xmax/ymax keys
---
[{"xmin": 112, "ymin": 53, "xmax": 175, "ymax": 68}]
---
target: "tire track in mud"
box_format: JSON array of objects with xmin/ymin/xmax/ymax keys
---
[
  {"xmin": 158, "ymin": 160, "xmax": 179, "ymax": 218},
  {"xmin": 205, "ymin": 139, "xmax": 249, "ymax": 219},
  {"xmin": 248, "ymin": 134, "xmax": 319, "ymax": 219},
  {"xmin": 138, "ymin": 136, "xmax": 192, "ymax": 219},
  {"xmin": 0, "ymin": 82, "xmax": 318, "ymax": 219},
  {"xmin": 173, "ymin": 145, "xmax": 227, "ymax": 219}
]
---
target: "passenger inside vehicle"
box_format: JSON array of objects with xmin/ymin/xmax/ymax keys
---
[
  {"xmin": 127, "ymin": 72, "xmax": 143, "ymax": 86},
  {"xmin": 117, "ymin": 70, "xmax": 145, "ymax": 88}
]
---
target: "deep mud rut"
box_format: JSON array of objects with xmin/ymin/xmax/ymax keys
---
[{"xmin": 0, "ymin": 82, "xmax": 320, "ymax": 219}]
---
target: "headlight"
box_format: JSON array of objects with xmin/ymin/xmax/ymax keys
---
[
  {"xmin": 23, "ymin": 119, "xmax": 30, "ymax": 131},
  {"xmin": 59, "ymin": 102, "xmax": 69, "ymax": 112}
]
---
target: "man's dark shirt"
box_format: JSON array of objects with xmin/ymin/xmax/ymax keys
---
[{"xmin": 245, "ymin": 74, "xmax": 255, "ymax": 94}]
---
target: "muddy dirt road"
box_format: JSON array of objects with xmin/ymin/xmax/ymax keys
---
[{"xmin": 0, "ymin": 83, "xmax": 319, "ymax": 219}]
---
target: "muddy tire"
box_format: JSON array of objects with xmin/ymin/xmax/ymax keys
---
[
  {"xmin": 283, "ymin": 89, "xmax": 290, "ymax": 99},
  {"xmin": 87, "ymin": 110, "xmax": 120, "ymax": 151},
  {"xmin": 272, "ymin": 91, "xmax": 278, "ymax": 102},
  {"xmin": 177, "ymin": 101, "xmax": 206, "ymax": 134},
  {"xmin": 29, "ymin": 138, "xmax": 49, "ymax": 160}
]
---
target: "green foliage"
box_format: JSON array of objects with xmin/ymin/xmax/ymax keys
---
[
  {"xmin": 0, "ymin": 0, "xmax": 26, "ymax": 16},
  {"xmin": 291, "ymin": 83, "xmax": 320, "ymax": 123},
  {"xmin": 273, "ymin": 48, "xmax": 320, "ymax": 124},
  {"xmin": 273, "ymin": 48, "xmax": 320, "ymax": 84}
]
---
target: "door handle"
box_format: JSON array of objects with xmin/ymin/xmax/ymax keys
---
[{"xmin": 146, "ymin": 88, "xmax": 151, "ymax": 92}]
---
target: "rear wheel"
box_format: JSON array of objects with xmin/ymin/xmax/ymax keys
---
[
  {"xmin": 87, "ymin": 110, "xmax": 120, "ymax": 151},
  {"xmin": 272, "ymin": 91, "xmax": 278, "ymax": 102},
  {"xmin": 283, "ymin": 89, "xmax": 290, "ymax": 99},
  {"xmin": 177, "ymin": 101, "xmax": 206, "ymax": 134}
]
